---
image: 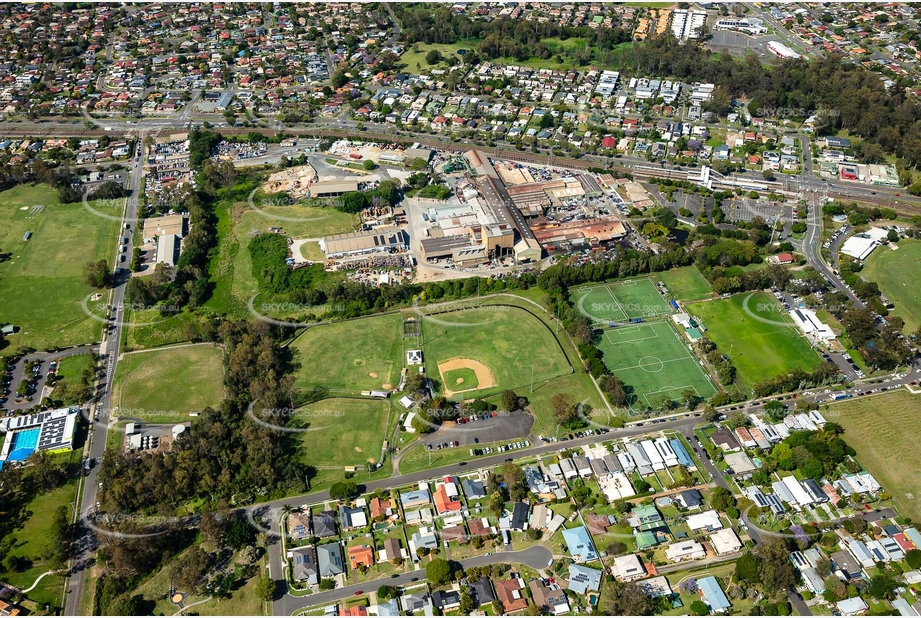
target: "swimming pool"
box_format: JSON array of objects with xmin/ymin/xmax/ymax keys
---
[{"xmin": 7, "ymin": 427, "xmax": 40, "ymax": 461}]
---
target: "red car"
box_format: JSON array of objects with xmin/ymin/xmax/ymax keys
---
[{"xmin": 354, "ymin": 591, "xmax": 363, "ymax": 596}]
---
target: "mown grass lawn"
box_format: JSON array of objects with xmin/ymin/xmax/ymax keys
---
[
  {"xmin": 862, "ymin": 238, "xmax": 921, "ymax": 334},
  {"xmin": 0, "ymin": 480, "xmax": 76, "ymax": 608},
  {"xmin": 290, "ymin": 312, "xmax": 404, "ymax": 393},
  {"xmin": 657, "ymin": 266, "xmax": 713, "ymax": 302},
  {"xmin": 295, "ymin": 397, "xmax": 392, "ymax": 468},
  {"xmin": 111, "ymin": 344, "xmax": 224, "ymax": 419},
  {"xmin": 687, "ymin": 292, "xmax": 822, "ymax": 390},
  {"xmin": 0, "ymin": 184, "xmax": 122, "ymax": 353},
  {"xmin": 824, "ymin": 390, "xmax": 921, "ymax": 521}
]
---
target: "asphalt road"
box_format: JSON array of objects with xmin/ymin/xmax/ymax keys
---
[
  {"xmin": 273, "ymin": 546, "xmax": 552, "ymax": 615},
  {"xmin": 63, "ymin": 133, "xmax": 146, "ymax": 617}
]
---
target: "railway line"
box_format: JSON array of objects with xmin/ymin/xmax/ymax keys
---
[{"xmin": 5, "ymin": 121, "xmax": 921, "ymax": 215}]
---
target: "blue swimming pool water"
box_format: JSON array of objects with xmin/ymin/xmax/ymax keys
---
[{"xmin": 7, "ymin": 427, "xmax": 40, "ymax": 461}]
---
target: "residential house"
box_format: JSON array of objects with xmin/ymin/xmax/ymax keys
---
[
  {"xmin": 400, "ymin": 593, "xmax": 434, "ymax": 615},
  {"xmin": 666, "ymin": 540, "xmax": 706, "ymax": 562},
  {"xmin": 562, "ymin": 526, "xmax": 598, "ymax": 562},
  {"xmin": 409, "ymin": 526, "xmax": 438, "ymax": 559},
  {"xmin": 339, "ymin": 505, "xmax": 368, "ymax": 530},
  {"xmin": 710, "ymin": 528, "xmax": 742, "ymax": 555},
  {"xmin": 831, "ymin": 550, "xmax": 863, "ymax": 580},
  {"xmin": 433, "ymin": 589, "xmax": 461, "ymax": 612},
  {"xmin": 317, "ymin": 544, "xmax": 344, "ymax": 578},
  {"xmin": 611, "ymin": 554, "xmax": 646, "ymax": 581},
  {"xmin": 470, "ymin": 577, "xmax": 497, "ymax": 607},
  {"xmin": 434, "ymin": 477, "xmax": 462, "ymax": 515},
  {"xmin": 529, "ymin": 579, "xmax": 570, "ymax": 615},
  {"xmin": 837, "ymin": 597, "xmax": 869, "ymax": 616},
  {"xmin": 675, "ymin": 489, "xmax": 703, "ymax": 510},
  {"xmin": 687, "ymin": 510, "xmax": 723, "ymax": 532},
  {"xmin": 380, "ymin": 537, "xmax": 404, "ymax": 563},
  {"xmin": 698, "ymin": 576, "xmax": 732, "ymax": 614},
  {"xmin": 568, "ymin": 564, "xmax": 602, "ymax": 594},
  {"xmin": 313, "ymin": 510, "xmax": 338, "ymax": 539},
  {"xmin": 288, "ymin": 511, "xmax": 312, "ymax": 541},
  {"xmin": 440, "ymin": 525, "xmax": 469, "ymax": 544},
  {"xmin": 462, "ymin": 478, "xmax": 487, "ymax": 500},
  {"xmin": 495, "ymin": 577, "xmax": 529, "ymax": 613},
  {"xmin": 400, "ymin": 487, "xmax": 431, "ymax": 509},
  {"xmin": 369, "ymin": 497, "xmax": 395, "ymax": 520},
  {"xmin": 290, "ymin": 546, "xmax": 319, "ymax": 584},
  {"xmin": 347, "ymin": 545, "xmax": 374, "ymax": 569}
]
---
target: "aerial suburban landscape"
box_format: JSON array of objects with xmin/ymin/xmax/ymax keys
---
[{"xmin": 4, "ymin": 1, "xmax": 921, "ymax": 616}]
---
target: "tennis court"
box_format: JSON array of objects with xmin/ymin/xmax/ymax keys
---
[
  {"xmin": 573, "ymin": 278, "xmax": 673, "ymax": 324},
  {"xmin": 596, "ymin": 320, "xmax": 717, "ymax": 411}
]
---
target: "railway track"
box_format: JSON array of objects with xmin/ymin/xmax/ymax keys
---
[{"xmin": 5, "ymin": 122, "xmax": 921, "ymax": 216}]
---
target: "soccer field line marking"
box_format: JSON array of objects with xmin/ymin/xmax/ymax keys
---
[
  {"xmin": 604, "ymin": 323, "xmax": 659, "ymax": 345},
  {"xmin": 605, "ymin": 284, "xmax": 629, "ymax": 320},
  {"xmin": 610, "ymin": 356, "xmax": 700, "ymax": 373},
  {"xmin": 641, "ymin": 384, "xmax": 699, "ymax": 407}
]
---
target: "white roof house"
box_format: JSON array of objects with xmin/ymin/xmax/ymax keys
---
[
  {"xmin": 687, "ymin": 510, "xmax": 723, "ymax": 532},
  {"xmin": 665, "ymin": 540, "xmax": 706, "ymax": 563},
  {"xmin": 610, "ymin": 554, "xmax": 646, "ymax": 581},
  {"xmin": 837, "ymin": 597, "xmax": 869, "ymax": 616},
  {"xmin": 710, "ymin": 528, "xmax": 742, "ymax": 555}
]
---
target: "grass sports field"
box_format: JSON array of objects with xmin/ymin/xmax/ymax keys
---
[
  {"xmin": 657, "ymin": 266, "xmax": 713, "ymax": 302},
  {"xmin": 112, "ymin": 344, "xmax": 224, "ymax": 419},
  {"xmin": 596, "ymin": 320, "xmax": 717, "ymax": 410},
  {"xmin": 291, "ymin": 312, "xmax": 404, "ymax": 392},
  {"xmin": 0, "ymin": 184, "xmax": 122, "ymax": 353},
  {"xmin": 421, "ymin": 305, "xmax": 571, "ymax": 399},
  {"xmin": 294, "ymin": 397, "xmax": 392, "ymax": 467},
  {"xmin": 863, "ymin": 238, "xmax": 921, "ymax": 333},
  {"xmin": 0, "ymin": 480, "xmax": 75, "ymax": 607},
  {"xmin": 572, "ymin": 278, "xmax": 673, "ymax": 324},
  {"xmin": 827, "ymin": 390, "xmax": 921, "ymax": 521},
  {"xmin": 687, "ymin": 292, "xmax": 822, "ymax": 390},
  {"xmin": 443, "ymin": 367, "xmax": 479, "ymax": 391}
]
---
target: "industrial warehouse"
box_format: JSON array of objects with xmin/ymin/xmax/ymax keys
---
[{"xmin": 417, "ymin": 150, "xmax": 630, "ymax": 266}]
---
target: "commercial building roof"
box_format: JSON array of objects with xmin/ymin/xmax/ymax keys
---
[
  {"xmin": 310, "ymin": 178, "xmax": 360, "ymax": 197},
  {"xmin": 322, "ymin": 226, "xmax": 406, "ymax": 258}
]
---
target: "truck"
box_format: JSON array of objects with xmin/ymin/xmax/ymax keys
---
[{"xmin": 829, "ymin": 393, "xmax": 853, "ymax": 402}]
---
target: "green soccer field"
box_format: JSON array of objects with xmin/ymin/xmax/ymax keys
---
[
  {"xmin": 596, "ymin": 320, "xmax": 717, "ymax": 410},
  {"xmin": 0, "ymin": 184, "xmax": 123, "ymax": 353},
  {"xmin": 686, "ymin": 292, "xmax": 823, "ymax": 390},
  {"xmin": 573, "ymin": 278, "xmax": 673, "ymax": 324}
]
